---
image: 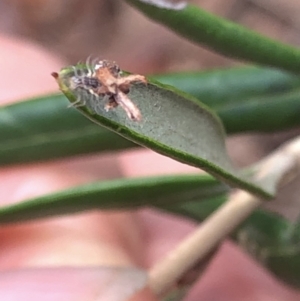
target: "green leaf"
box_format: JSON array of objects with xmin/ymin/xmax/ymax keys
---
[
  {"xmin": 233, "ymin": 211, "xmax": 300, "ymax": 289},
  {"xmin": 1, "ymin": 67, "xmax": 300, "ymax": 165},
  {"xmin": 1, "ymin": 167, "xmax": 298, "ymax": 289},
  {"xmin": 0, "ymin": 94, "xmax": 136, "ymax": 165},
  {"xmin": 218, "ymin": 89, "xmax": 300, "ymax": 134},
  {"xmin": 155, "ymin": 67, "xmax": 300, "ymax": 134},
  {"xmin": 0, "ymin": 174, "xmax": 228, "ymax": 224},
  {"xmin": 57, "ymin": 64, "xmax": 271, "ymax": 198},
  {"xmin": 126, "ymin": 1, "xmax": 300, "ymax": 73},
  {"xmin": 161, "ymin": 198, "xmax": 300, "ymax": 289},
  {"xmin": 265, "ymin": 246, "xmax": 300, "ymax": 289},
  {"xmin": 154, "ymin": 66, "xmax": 300, "ymax": 107}
]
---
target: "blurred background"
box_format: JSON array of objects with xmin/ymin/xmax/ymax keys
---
[
  {"xmin": 1, "ymin": 0, "xmax": 300, "ymax": 216},
  {"xmin": 1, "ymin": 0, "xmax": 300, "ymax": 74}
]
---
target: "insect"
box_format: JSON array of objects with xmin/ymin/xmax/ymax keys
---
[{"xmin": 52, "ymin": 59, "xmax": 147, "ymax": 121}]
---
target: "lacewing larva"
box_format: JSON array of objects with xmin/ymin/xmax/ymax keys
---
[{"xmin": 52, "ymin": 59, "xmax": 147, "ymax": 121}]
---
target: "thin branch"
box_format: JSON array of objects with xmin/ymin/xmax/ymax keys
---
[{"xmin": 148, "ymin": 136, "xmax": 300, "ymax": 296}]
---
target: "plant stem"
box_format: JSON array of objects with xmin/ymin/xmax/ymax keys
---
[
  {"xmin": 149, "ymin": 190, "xmax": 261, "ymax": 295},
  {"xmin": 148, "ymin": 136, "xmax": 300, "ymax": 296}
]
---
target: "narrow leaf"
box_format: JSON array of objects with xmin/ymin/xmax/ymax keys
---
[
  {"xmin": 126, "ymin": 0, "xmax": 300, "ymax": 73},
  {"xmin": 156, "ymin": 67, "xmax": 300, "ymax": 133},
  {"xmin": 57, "ymin": 65, "xmax": 271, "ymax": 198},
  {"xmin": 0, "ymin": 174, "xmax": 227, "ymax": 225},
  {"xmin": 154, "ymin": 67, "xmax": 300, "ymax": 107},
  {"xmin": 1, "ymin": 67, "xmax": 300, "ymax": 165},
  {"xmin": 1, "ymin": 161, "xmax": 298, "ymax": 288},
  {"xmin": 161, "ymin": 198, "xmax": 300, "ymax": 289},
  {"xmin": 218, "ymin": 89, "xmax": 300, "ymax": 133},
  {"xmin": 0, "ymin": 94, "xmax": 135, "ymax": 165}
]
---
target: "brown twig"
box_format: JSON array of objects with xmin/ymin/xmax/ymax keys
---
[{"xmin": 148, "ymin": 136, "xmax": 300, "ymax": 296}]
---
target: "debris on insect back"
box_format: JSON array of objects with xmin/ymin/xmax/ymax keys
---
[{"xmin": 52, "ymin": 59, "xmax": 147, "ymax": 121}]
